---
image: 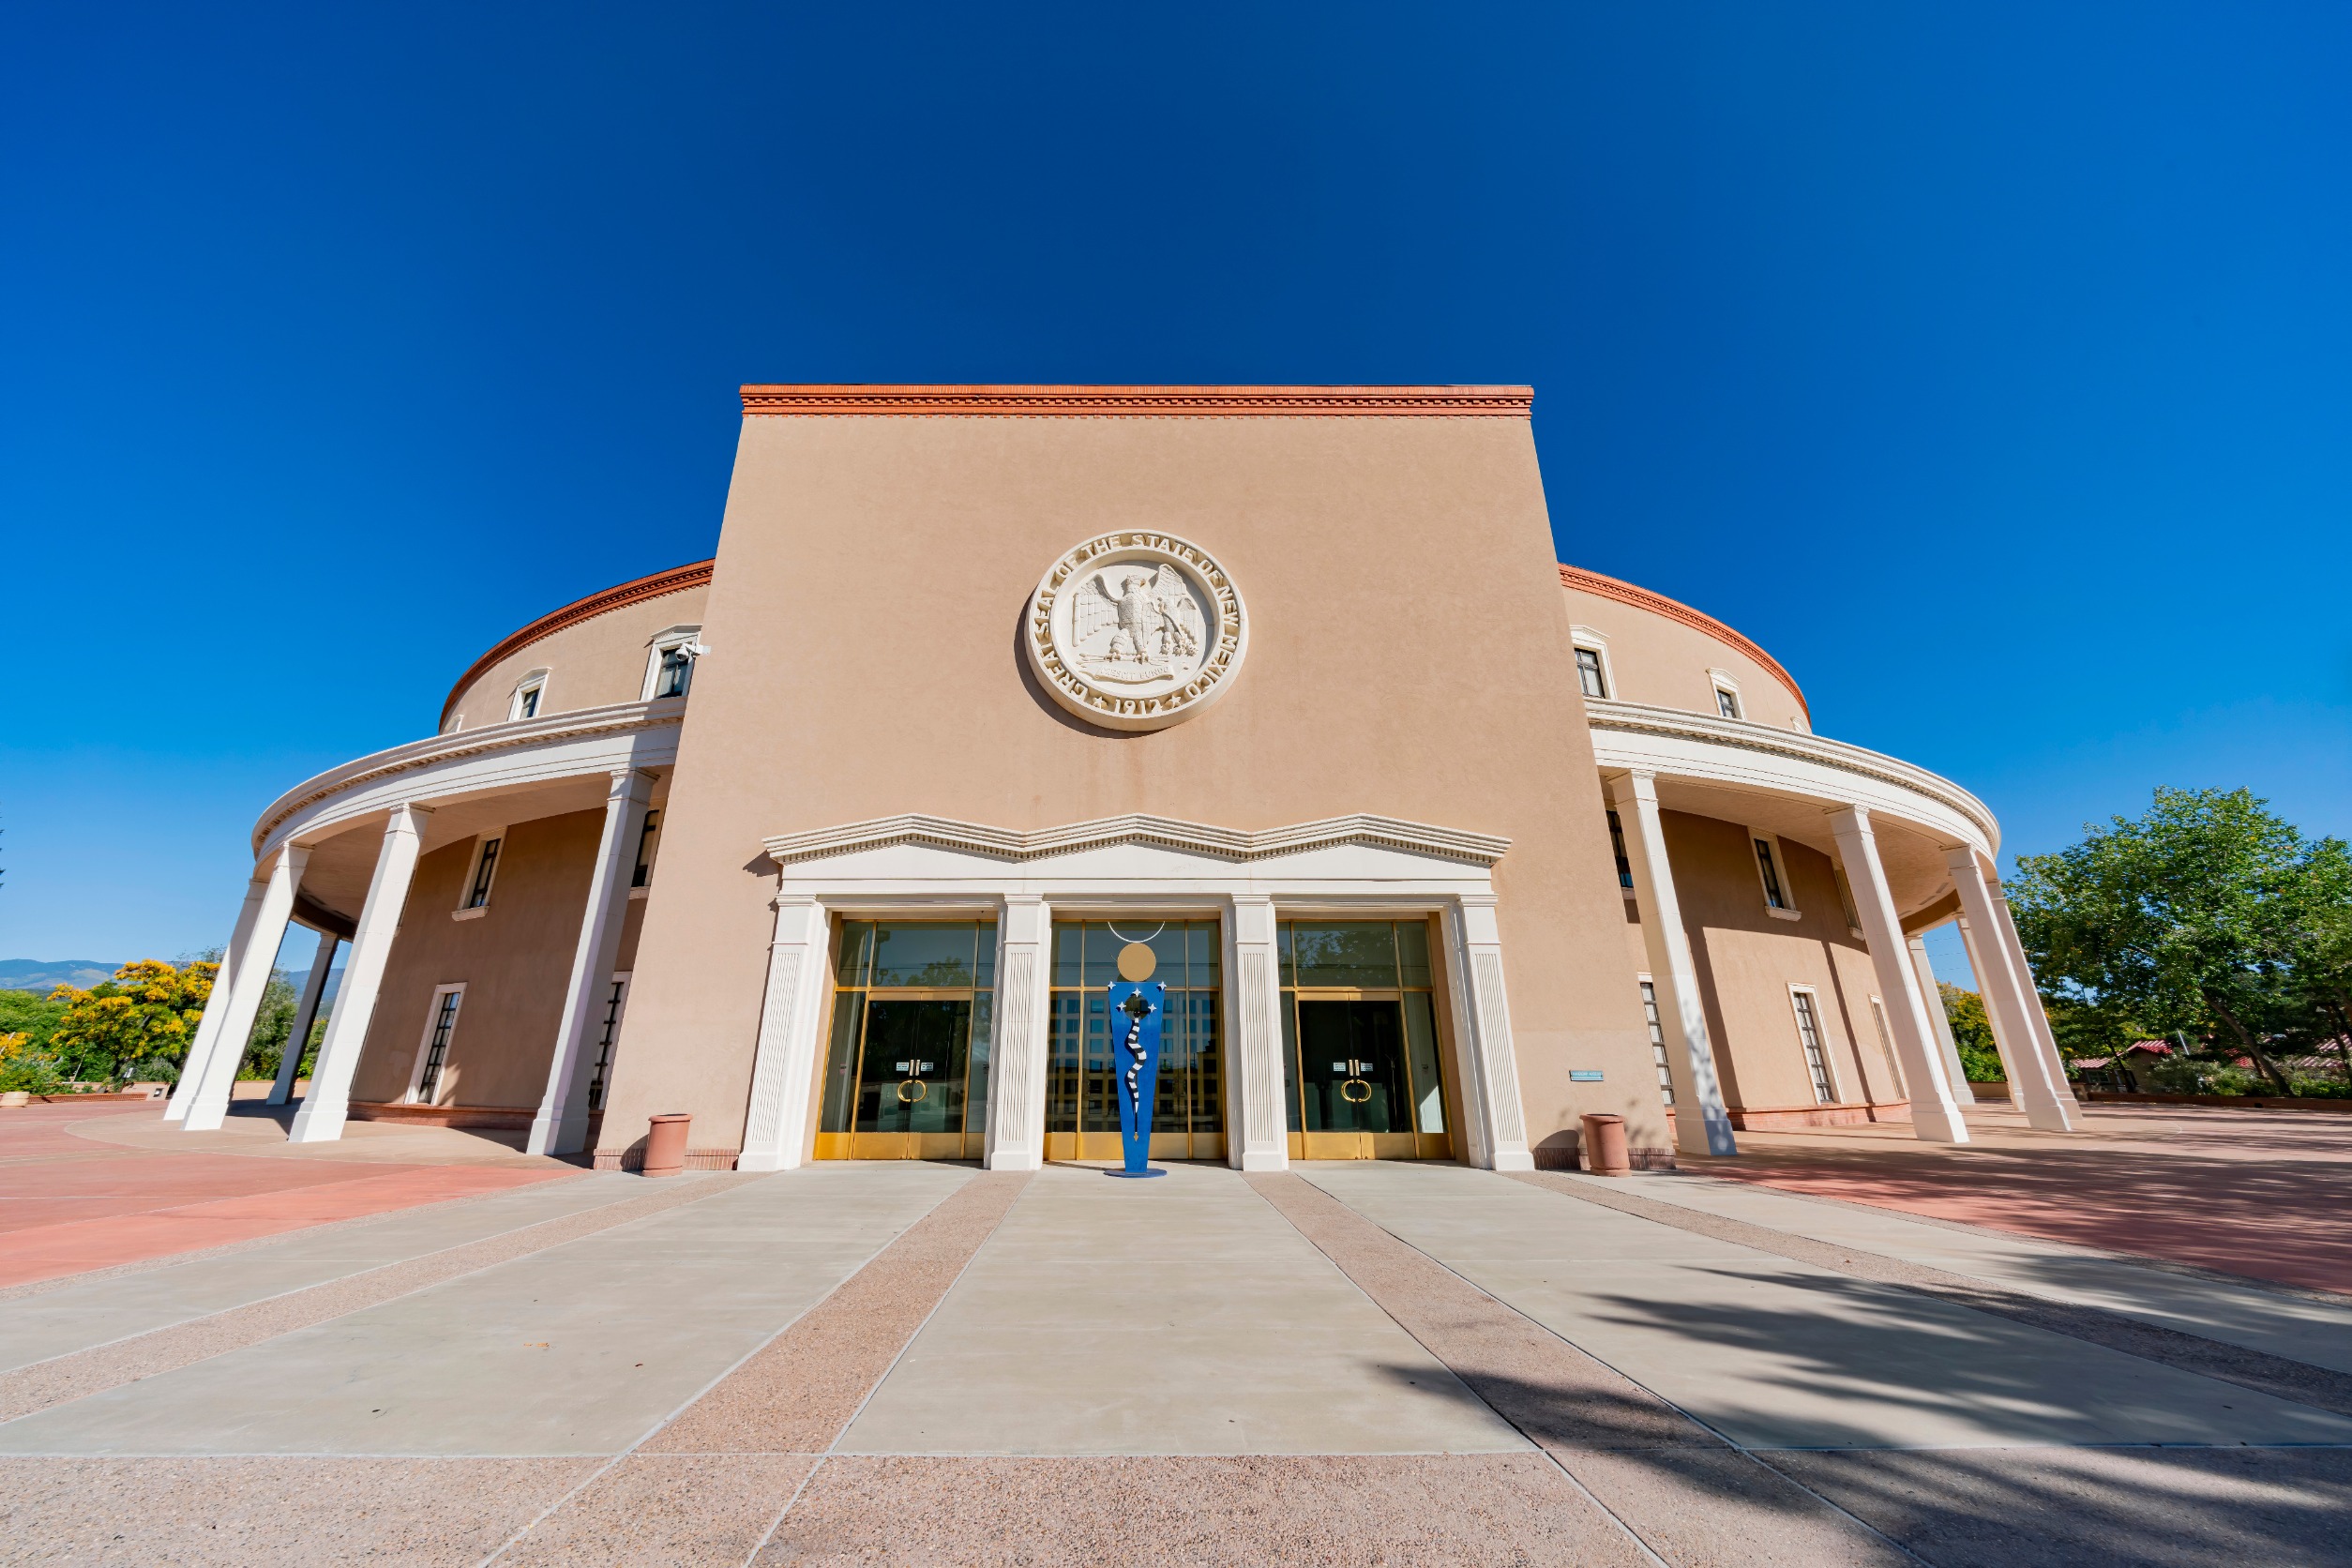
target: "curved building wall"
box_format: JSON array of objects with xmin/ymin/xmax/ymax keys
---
[
  {"xmin": 441, "ymin": 571, "xmax": 710, "ymax": 732},
  {"xmin": 1560, "ymin": 568, "xmax": 1808, "ymax": 731}
]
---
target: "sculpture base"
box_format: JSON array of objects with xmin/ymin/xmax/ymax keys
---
[{"xmin": 1104, "ymin": 1167, "xmax": 1168, "ymax": 1179}]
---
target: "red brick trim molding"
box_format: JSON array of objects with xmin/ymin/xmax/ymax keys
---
[
  {"xmin": 1726, "ymin": 1101, "xmax": 1910, "ymax": 1131},
  {"xmin": 593, "ymin": 1146, "xmax": 741, "ymax": 1172},
  {"xmin": 439, "ymin": 559, "xmax": 715, "ymax": 731},
  {"xmin": 1558, "ymin": 564, "xmax": 1809, "ymax": 722},
  {"xmin": 739, "ymin": 384, "xmax": 1533, "ymax": 417}
]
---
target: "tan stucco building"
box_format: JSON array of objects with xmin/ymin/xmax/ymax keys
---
[{"xmin": 165, "ymin": 384, "xmax": 2078, "ymax": 1172}]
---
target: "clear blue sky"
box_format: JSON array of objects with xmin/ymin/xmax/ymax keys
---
[{"xmin": 5, "ymin": 2, "xmax": 2347, "ymax": 973}]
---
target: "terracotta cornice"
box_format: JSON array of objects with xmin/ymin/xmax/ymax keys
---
[
  {"xmin": 738, "ymin": 384, "xmax": 1533, "ymax": 418},
  {"xmin": 1559, "ymin": 564, "xmax": 1809, "ymax": 722},
  {"xmin": 439, "ymin": 560, "xmax": 714, "ymax": 730}
]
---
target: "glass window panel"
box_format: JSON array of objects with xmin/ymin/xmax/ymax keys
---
[
  {"xmin": 974, "ymin": 922, "xmax": 997, "ymax": 990},
  {"xmin": 1289, "ymin": 921, "xmax": 1400, "ymax": 988},
  {"xmin": 967, "ymin": 990, "xmax": 994, "ymax": 1138},
  {"xmin": 1188, "ymin": 921, "xmax": 1222, "ymax": 987},
  {"xmin": 1404, "ymin": 991, "xmax": 1445, "ymax": 1134},
  {"xmin": 869, "ymin": 922, "xmax": 979, "ymax": 988},
  {"xmin": 835, "ymin": 922, "xmax": 875, "ymax": 987},
  {"xmin": 1083, "ymin": 993, "xmax": 1111, "ymax": 1130},
  {"xmin": 1189, "ymin": 990, "xmax": 1223, "ymax": 1134},
  {"xmin": 1046, "ymin": 993, "xmax": 1083, "ymax": 1131},
  {"xmin": 1143, "ymin": 924, "xmax": 1188, "ymax": 988},
  {"xmin": 1081, "ymin": 924, "xmax": 1123, "ymax": 989},
  {"xmin": 819, "ymin": 990, "xmax": 865, "ymax": 1132},
  {"xmin": 1052, "ymin": 921, "xmax": 1084, "ymax": 987},
  {"xmin": 1395, "ymin": 921, "xmax": 1432, "ymax": 988},
  {"xmin": 1280, "ymin": 990, "xmax": 1301, "ymax": 1131},
  {"xmin": 1277, "ymin": 923, "xmax": 1294, "ymax": 988}
]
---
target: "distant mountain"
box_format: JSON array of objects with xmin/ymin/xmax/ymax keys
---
[{"xmin": 0, "ymin": 959, "xmax": 122, "ymax": 994}]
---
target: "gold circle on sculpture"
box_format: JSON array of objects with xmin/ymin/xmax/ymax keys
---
[{"xmin": 1116, "ymin": 942, "xmax": 1157, "ymax": 981}]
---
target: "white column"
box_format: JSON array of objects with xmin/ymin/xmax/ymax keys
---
[
  {"xmin": 527, "ymin": 770, "xmax": 655, "ymax": 1157},
  {"xmin": 1907, "ymin": 932, "xmax": 1970, "ymax": 1105},
  {"xmin": 165, "ymin": 873, "xmax": 272, "ymax": 1122},
  {"xmin": 268, "ymin": 927, "xmax": 338, "ymax": 1106},
  {"xmin": 1607, "ymin": 773, "xmax": 1737, "ymax": 1156},
  {"xmin": 1827, "ymin": 807, "xmax": 1969, "ymax": 1143},
  {"xmin": 1229, "ymin": 894, "xmax": 1289, "ymax": 1171},
  {"xmin": 1447, "ymin": 894, "xmax": 1535, "ymax": 1172},
  {"xmin": 182, "ymin": 845, "xmax": 309, "ymax": 1132},
  {"xmin": 289, "ymin": 805, "xmax": 430, "ymax": 1144},
  {"xmin": 1952, "ymin": 914, "xmax": 2024, "ymax": 1102},
  {"xmin": 985, "ymin": 895, "xmax": 1051, "ymax": 1171},
  {"xmin": 1948, "ymin": 851, "xmax": 2077, "ymax": 1132},
  {"xmin": 736, "ymin": 894, "xmax": 831, "ymax": 1171}
]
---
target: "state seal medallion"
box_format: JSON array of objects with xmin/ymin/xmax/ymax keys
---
[{"xmin": 1024, "ymin": 533, "xmax": 1248, "ymax": 731}]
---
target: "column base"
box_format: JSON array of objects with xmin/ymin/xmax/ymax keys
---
[
  {"xmin": 1239, "ymin": 1148, "xmax": 1289, "ymax": 1172},
  {"xmin": 1490, "ymin": 1149, "xmax": 1536, "ymax": 1172},
  {"xmin": 2021, "ymin": 1099, "xmax": 2077, "ymax": 1133},
  {"xmin": 1676, "ymin": 1115, "xmax": 1739, "ymax": 1158},
  {"xmin": 735, "ymin": 1150, "xmax": 797, "ymax": 1173},
  {"xmin": 986, "ymin": 1149, "xmax": 1043, "ymax": 1171},
  {"xmin": 1909, "ymin": 1104, "xmax": 1973, "ymax": 1144},
  {"xmin": 286, "ymin": 1101, "xmax": 347, "ymax": 1144}
]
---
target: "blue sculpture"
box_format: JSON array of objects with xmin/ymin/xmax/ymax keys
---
[{"xmin": 1105, "ymin": 979, "xmax": 1167, "ymax": 1177}]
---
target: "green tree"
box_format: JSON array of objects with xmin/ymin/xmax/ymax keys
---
[
  {"xmin": 47, "ymin": 959, "xmax": 217, "ymax": 1084},
  {"xmin": 0, "ymin": 988, "xmax": 69, "ymax": 1051},
  {"xmin": 2283, "ymin": 836, "xmax": 2352, "ymax": 1080},
  {"xmin": 1937, "ymin": 982, "xmax": 2007, "ymax": 1081},
  {"xmin": 2010, "ymin": 787, "xmax": 2313, "ymax": 1093},
  {"xmin": 238, "ymin": 971, "xmax": 299, "ymax": 1080}
]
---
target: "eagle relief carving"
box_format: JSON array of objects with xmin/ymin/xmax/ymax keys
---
[{"xmin": 1025, "ymin": 533, "xmax": 1249, "ymax": 731}]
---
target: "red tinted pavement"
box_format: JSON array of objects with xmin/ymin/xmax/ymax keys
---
[
  {"xmin": 1702, "ymin": 1103, "xmax": 2352, "ymax": 1295},
  {"xmin": 0, "ymin": 1104, "xmax": 574, "ymax": 1288}
]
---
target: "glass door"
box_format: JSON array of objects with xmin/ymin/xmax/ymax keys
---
[
  {"xmin": 815, "ymin": 920, "xmax": 995, "ymax": 1160},
  {"xmin": 1046, "ymin": 919, "xmax": 1225, "ymax": 1162},
  {"xmin": 1280, "ymin": 919, "xmax": 1453, "ymax": 1160}
]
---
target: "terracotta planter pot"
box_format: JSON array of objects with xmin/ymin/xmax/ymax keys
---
[
  {"xmin": 1579, "ymin": 1112, "xmax": 1631, "ymax": 1176},
  {"xmin": 642, "ymin": 1113, "xmax": 692, "ymax": 1177}
]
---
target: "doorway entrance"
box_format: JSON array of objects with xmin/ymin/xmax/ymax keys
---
[
  {"xmin": 1046, "ymin": 918, "xmax": 1226, "ymax": 1162},
  {"xmin": 814, "ymin": 920, "xmax": 995, "ymax": 1160},
  {"xmin": 1281, "ymin": 920, "xmax": 1453, "ymax": 1160}
]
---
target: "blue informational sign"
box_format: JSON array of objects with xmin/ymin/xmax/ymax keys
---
[{"xmin": 1105, "ymin": 979, "xmax": 1167, "ymax": 1177}]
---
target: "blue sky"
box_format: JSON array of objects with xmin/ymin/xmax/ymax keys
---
[{"xmin": 5, "ymin": 1, "xmax": 2347, "ymax": 982}]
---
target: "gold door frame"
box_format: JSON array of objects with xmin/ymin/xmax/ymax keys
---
[
  {"xmin": 1282, "ymin": 936, "xmax": 1455, "ymax": 1163},
  {"xmin": 1045, "ymin": 919, "xmax": 1227, "ymax": 1164},
  {"xmin": 813, "ymin": 983, "xmax": 988, "ymax": 1162}
]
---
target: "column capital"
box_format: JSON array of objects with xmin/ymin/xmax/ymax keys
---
[
  {"xmin": 1606, "ymin": 771, "xmax": 1661, "ymax": 807},
  {"xmin": 1827, "ymin": 802, "xmax": 1872, "ymax": 833}
]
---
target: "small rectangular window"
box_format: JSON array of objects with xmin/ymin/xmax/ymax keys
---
[
  {"xmin": 517, "ymin": 685, "xmax": 542, "ymax": 718},
  {"xmin": 465, "ymin": 837, "xmax": 502, "ymax": 910},
  {"xmin": 1606, "ymin": 810, "xmax": 1634, "ymax": 890},
  {"xmin": 1639, "ymin": 979, "xmax": 1674, "ymax": 1106},
  {"xmin": 631, "ymin": 811, "xmax": 661, "ymax": 889},
  {"xmin": 1715, "ymin": 687, "xmax": 1741, "ymax": 719},
  {"xmin": 1576, "ymin": 647, "xmax": 1607, "ymax": 700},
  {"xmin": 654, "ymin": 645, "xmax": 694, "ymax": 699},
  {"xmin": 1792, "ymin": 989, "xmax": 1833, "ymax": 1104},
  {"xmin": 1869, "ymin": 996, "xmax": 1906, "ymax": 1096},
  {"xmin": 1754, "ymin": 838, "xmax": 1787, "ymax": 910},
  {"xmin": 416, "ymin": 988, "xmax": 461, "ymax": 1104}
]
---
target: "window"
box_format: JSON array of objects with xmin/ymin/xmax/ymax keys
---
[
  {"xmin": 1715, "ymin": 686, "xmax": 1741, "ymax": 719},
  {"xmin": 1754, "ymin": 837, "xmax": 1788, "ymax": 910},
  {"xmin": 1639, "ymin": 979, "xmax": 1674, "ymax": 1106},
  {"xmin": 462, "ymin": 835, "xmax": 503, "ymax": 911},
  {"xmin": 641, "ymin": 626, "xmax": 704, "ymax": 701},
  {"xmin": 1869, "ymin": 996, "xmax": 1906, "ymax": 1096},
  {"xmin": 587, "ymin": 973, "xmax": 630, "ymax": 1111},
  {"xmin": 1576, "ymin": 647, "xmax": 1608, "ymax": 700},
  {"xmin": 509, "ymin": 672, "xmax": 549, "ymax": 721},
  {"xmin": 1832, "ymin": 863, "xmax": 1863, "ymax": 933},
  {"xmin": 410, "ymin": 985, "xmax": 464, "ymax": 1105},
  {"xmin": 1606, "ymin": 810, "xmax": 1635, "ymax": 890},
  {"xmin": 1791, "ymin": 988, "xmax": 1834, "ymax": 1104},
  {"xmin": 631, "ymin": 810, "xmax": 661, "ymax": 889}
]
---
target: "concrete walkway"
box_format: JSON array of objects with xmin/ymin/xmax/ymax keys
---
[{"xmin": 0, "ymin": 1147, "xmax": 2346, "ymax": 1564}]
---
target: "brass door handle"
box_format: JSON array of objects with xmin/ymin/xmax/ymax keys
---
[
  {"xmin": 1341, "ymin": 1078, "xmax": 1372, "ymax": 1104},
  {"xmin": 897, "ymin": 1079, "xmax": 928, "ymax": 1103}
]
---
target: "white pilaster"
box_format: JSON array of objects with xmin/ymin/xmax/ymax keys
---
[
  {"xmin": 289, "ymin": 805, "xmax": 429, "ymax": 1144},
  {"xmin": 165, "ymin": 873, "xmax": 272, "ymax": 1123},
  {"xmin": 268, "ymin": 927, "xmax": 338, "ymax": 1106},
  {"xmin": 1446, "ymin": 894, "xmax": 1534, "ymax": 1171},
  {"xmin": 984, "ymin": 895, "xmax": 1051, "ymax": 1171},
  {"xmin": 182, "ymin": 844, "xmax": 309, "ymax": 1132},
  {"xmin": 1907, "ymin": 932, "xmax": 1971, "ymax": 1107},
  {"xmin": 1827, "ymin": 807, "xmax": 1969, "ymax": 1143},
  {"xmin": 736, "ymin": 895, "xmax": 831, "ymax": 1171},
  {"xmin": 1607, "ymin": 772, "xmax": 1737, "ymax": 1156},
  {"xmin": 1949, "ymin": 852, "xmax": 2077, "ymax": 1132},
  {"xmin": 528, "ymin": 769, "xmax": 655, "ymax": 1157},
  {"xmin": 1229, "ymin": 894, "xmax": 1289, "ymax": 1171}
]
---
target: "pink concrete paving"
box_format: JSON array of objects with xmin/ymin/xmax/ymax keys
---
[
  {"xmin": 1699, "ymin": 1102, "xmax": 2352, "ymax": 1295},
  {"xmin": 0, "ymin": 1104, "xmax": 577, "ymax": 1289}
]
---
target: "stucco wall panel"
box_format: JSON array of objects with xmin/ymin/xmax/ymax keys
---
[
  {"xmin": 351, "ymin": 808, "xmax": 602, "ymax": 1108},
  {"xmin": 1563, "ymin": 583, "xmax": 1806, "ymax": 731},
  {"xmin": 444, "ymin": 583, "xmax": 709, "ymax": 732},
  {"xmin": 600, "ymin": 411, "xmax": 1660, "ymax": 1164}
]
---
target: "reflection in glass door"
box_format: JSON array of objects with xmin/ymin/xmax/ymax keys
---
[
  {"xmin": 1280, "ymin": 919, "xmax": 1453, "ymax": 1160},
  {"xmin": 815, "ymin": 920, "xmax": 996, "ymax": 1160}
]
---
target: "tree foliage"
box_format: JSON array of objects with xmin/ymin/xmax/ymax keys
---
[
  {"xmin": 46, "ymin": 959, "xmax": 217, "ymax": 1085},
  {"xmin": 1936, "ymin": 982, "xmax": 2007, "ymax": 1081},
  {"xmin": 2010, "ymin": 787, "xmax": 2351, "ymax": 1093}
]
